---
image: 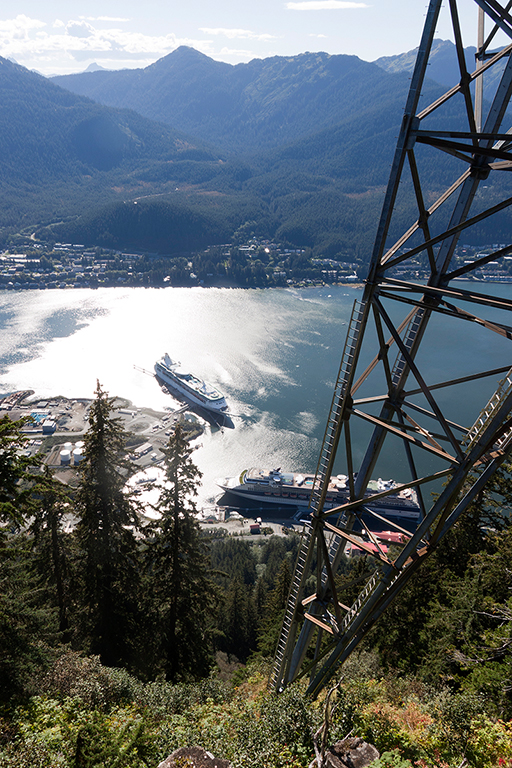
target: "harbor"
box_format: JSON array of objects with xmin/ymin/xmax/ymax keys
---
[
  {"xmin": 1, "ymin": 387, "xmax": 424, "ymax": 552},
  {"xmin": 1, "ymin": 284, "xmax": 510, "ymax": 519},
  {"xmin": 1, "ymin": 388, "xmax": 302, "ymax": 537},
  {"xmin": 1, "ymin": 388, "xmax": 201, "ymax": 477}
]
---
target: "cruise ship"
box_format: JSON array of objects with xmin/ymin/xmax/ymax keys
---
[
  {"xmin": 217, "ymin": 468, "xmax": 420, "ymax": 521},
  {"xmin": 155, "ymin": 354, "xmax": 228, "ymax": 413}
]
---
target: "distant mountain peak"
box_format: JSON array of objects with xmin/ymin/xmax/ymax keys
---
[
  {"xmin": 375, "ymin": 38, "xmax": 477, "ymax": 88},
  {"xmin": 375, "ymin": 38, "xmax": 454, "ymax": 71},
  {"xmin": 155, "ymin": 46, "xmax": 216, "ymax": 66},
  {"xmin": 50, "ymin": 46, "xmax": 408, "ymax": 153},
  {"xmin": 148, "ymin": 45, "xmax": 232, "ymax": 74},
  {"xmin": 171, "ymin": 45, "xmax": 212, "ymax": 59},
  {"xmin": 83, "ymin": 62, "xmax": 109, "ymax": 73}
]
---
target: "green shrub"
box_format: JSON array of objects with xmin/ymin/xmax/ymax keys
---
[
  {"xmin": 38, "ymin": 651, "xmax": 142, "ymax": 709},
  {"xmin": 8, "ymin": 697, "xmax": 155, "ymax": 768},
  {"xmin": 369, "ymin": 750, "xmax": 413, "ymax": 768}
]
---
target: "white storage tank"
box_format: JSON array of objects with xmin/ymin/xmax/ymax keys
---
[
  {"xmin": 73, "ymin": 447, "xmax": 82, "ymax": 465},
  {"xmin": 60, "ymin": 449, "xmax": 71, "ymax": 465}
]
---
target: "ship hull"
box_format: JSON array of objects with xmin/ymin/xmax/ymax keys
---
[
  {"xmin": 217, "ymin": 468, "xmax": 420, "ymax": 521},
  {"xmin": 155, "ymin": 356, "xmax": 227, "ymax": 413}
]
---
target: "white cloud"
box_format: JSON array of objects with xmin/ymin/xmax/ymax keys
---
[
  {"xmin": 309, "ymin": 33, "xmax": 328, "ymax": 37},
  {"xmin": 0, "ymin": 14, "xmax": 45, "ymax": 38},
  {"xmin": 286, "ymin": 1, "xmax": 367, "ymax": 9},
  {"xmin": 200, "ymin": 27, "xmax": 276, "ymax": 41},
  {"xmin": 80, "ymin": 17, "xmax": 130, "ymax": 23},
  {"xmin": 66, "ymin": 21, "xmax": 95, "ymax": 39},
  {"xmin": 0, "ymin": 15, "xmax": 213, "ymax": 73}
]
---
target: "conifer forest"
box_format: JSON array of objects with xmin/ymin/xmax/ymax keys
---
[{"xmin": 2, "ymin": 383, "xmax": 512, "ymax": 767}]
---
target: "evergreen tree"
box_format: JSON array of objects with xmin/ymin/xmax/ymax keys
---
[
  {"xmin": 30, "ymin": 466, "xmax": 73, "ymax": 639},
  {"xmin": 147, "ymin": 424, "xmax": 217, "ymax": 681},
  {"xmin": 260, "ymin": 536, "xmax": 297, "ymax": 589},
  {"xmin": 436, "ymin": 526, "xmax": 512, "ymax": 717},
  {"xmin": 0, "ymin": 414, "xmax": 40, "ymax": 524},
  {"xmin": 0, "ymin": 416, "xmax": 53, "ymax": 702},
  {"xmin": 217, "ymin": 576, "xmax": 257, "ymax": 661},
  {"xmin": 74, "ymin": 381, "xmax": 141, "ymax": 668},
  {"xmin": 210, "ymin": 538, "xmax": 257, "ymax": 586},
  {"xmin": 0, "ymin": 532, "xmax": 51, "ymax": 704},
  {"xmin": 252, "ymin": 576, "xmax": 269, "ymax": 628},
  {"xmin": 257, "ymin": 558, "xmax": 292, "ymax": 657},
  {"xmin": 366, "ymin": 469, "xmax": 511, "ymax": 681}
]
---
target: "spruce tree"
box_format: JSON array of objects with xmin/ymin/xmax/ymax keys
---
[
  {"xmin": 0, "ymin": 414, "xmax": 40, "ymax": 524},
  {"xmin": 30, "ymin": 466, "xmax": 73, "ymax": 639},
  {"xmin": 74, "ymin": 381, "xmax": 140, "ymax": 668},
  {"xmin": 217, "ymin": 576, "xmax": 257, "ymax": 661},
  {"xmin": 0, "ymin": 532, "xmax": 51, "ymax": 703},
  {"xmin": 148, "ymin": 423, "xmax": 217, "ymax": 681},
  {"xmin": 257, "ymin": 558, "xmax": 292, "ymax": 657},
  {"xmin": 0, "ymin": 416, "xmax": 52, "ymax": 701}
]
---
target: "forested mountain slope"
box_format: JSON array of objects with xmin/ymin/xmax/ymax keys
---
[
  {"xmin": 376, "ymin": 38, "xmax": 474, "ymax": 87},
  {"xmin": 0, "ymin": 56, "xmax": 261, "ymax": 248},
  {"xmin": 375, "ymin": 37, "xmax": 506, "ymax": 99},
  {"xmin": 3, "ymin": 46, "xmax": 511, "ymax": 256},
  {"xmin": 46, "ymin": 48, "xmax": 448, "ymax": 256},
  {"xmin": 51, "ymin": 47, "xmax": 417, "ymax": 153},
  {"xmin": 0, "ymin": 57, "xmax": 219, "ymax": 182}
]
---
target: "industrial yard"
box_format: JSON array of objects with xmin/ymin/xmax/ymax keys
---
[
  {"xmin": 0, "ymin": 390, "xmax": 201, "ymax": 482},
  {"xmin": 1, "ymin": 390, "xmax": 294, "ymax": 537}
]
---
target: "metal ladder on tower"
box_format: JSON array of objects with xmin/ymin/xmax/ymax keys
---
[
  {"xmin": 338, "ymin": 570, "xmax": 382, "ymax": 631},
  {"xmin": 390, "ymin": 307, "xmax": 426, "ymax": 387},
  {"xmin": 309, "ymin": 298, "xmax": 366, "ymax": 515},
  {"xmin": 268, "ymin": 522, "xmax": 312, "ymax": 692},
  {"xmin": 465, "ymin": 368, "xmax": 512, "ymax": 454},
  {"xmin": 268, "ymin": 298, "xmax": 366, "ymax": 693}
]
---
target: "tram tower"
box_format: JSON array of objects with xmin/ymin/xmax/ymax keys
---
[{"xmin": 270, "ymin": 0, "xmax": 512, "ymax": 698}]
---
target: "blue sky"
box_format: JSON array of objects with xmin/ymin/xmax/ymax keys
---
[{"xmin": 0, "ymin": 1, "xmax": 485, "ymax": 76}]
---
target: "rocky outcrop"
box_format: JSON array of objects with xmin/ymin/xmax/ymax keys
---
[
  {"xmin": 158, "ymin": 746, "xmax": 232, "ymax": 768},
  {"xmin": 323, "ymin": 737, "xmax": 380, "ymax": 768},
  {"xmin": 158, "ymin": 738, "xmax": 378, "ymax": 768}
]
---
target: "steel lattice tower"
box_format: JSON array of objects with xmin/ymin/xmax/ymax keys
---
[{"xmin": 270, "ymin": 0, "xmax": 512, "ymax": 698}]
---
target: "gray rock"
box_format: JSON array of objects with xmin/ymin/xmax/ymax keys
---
[
  {"xmin": 158, "ymin": 746, "xmax": 232, "ymax": 768},
  {"xmin": 324, "ymin": 737, "xmax": 380, "ymax": 768}
]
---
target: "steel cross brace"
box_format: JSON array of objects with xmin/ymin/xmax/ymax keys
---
[{"xmin": 270, "ymin": 0, "xmax": 512, "ymax": 696}]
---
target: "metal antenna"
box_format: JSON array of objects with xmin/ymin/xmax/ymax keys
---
[{"xmin": 270, "ymin": 0, "xmax": 512, "ymax": 697}]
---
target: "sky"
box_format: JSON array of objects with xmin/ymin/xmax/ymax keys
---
[{"xmin": 0, "ymin": 1, "xmax": 489, "ymax": 77}]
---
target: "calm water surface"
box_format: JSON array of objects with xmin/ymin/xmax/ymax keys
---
[{"xmin": 0, "ymin": 284, "xmax": 509, "ymax": 507}]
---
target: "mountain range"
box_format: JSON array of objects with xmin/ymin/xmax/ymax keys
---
[
  {"xmin": 0, "ymin": 41, "xmax": 508, "ymax": 257},
  {"xmin": 52, "ymin": 46, "xmax": 413, "ymax": 154},
  {"xmin": 375, "ymin": 37, "xmax": 507, "ymax": 98},
  {"xmin": 375, "ymin": 37, "xmax": 476, "ymax": 87}
]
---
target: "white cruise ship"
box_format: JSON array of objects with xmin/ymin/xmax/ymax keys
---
[
  {"xmin": 217, "ymin": 468, "xmax": 420, "ymax": 521},
  {"xmin": 155, "ymin": 354, "xmax": 227, "ymax": 413}
]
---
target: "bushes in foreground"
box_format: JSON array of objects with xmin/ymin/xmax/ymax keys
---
[{"xmin": 2, "ymin": 651, "xmax": 512, "ymax": 768}]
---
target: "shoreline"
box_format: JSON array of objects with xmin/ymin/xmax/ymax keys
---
[
  {"xmin": 0, "ymin": 280, "xmax": 367, "ymax": 293},
  {"xmin": 1, "ymin": 389, "xmax": 199, "ymax": 473},
  {"xmin": 1, "ymin": 276, "xmax": 511, "ymax": 295},
  {"xmin": 1, "ymin": 389, "xmax": 297, "ymax": 537}
]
